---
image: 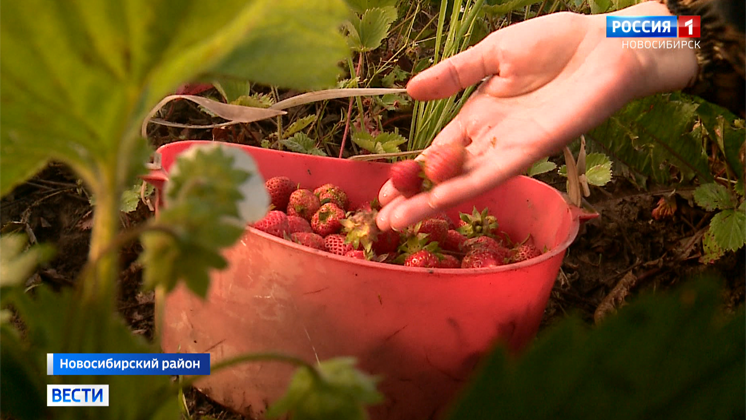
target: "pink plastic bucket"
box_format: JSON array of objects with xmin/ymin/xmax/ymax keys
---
[{"xmin": 145, "ymin": 141, "xmax": 595, "ymax": 420}]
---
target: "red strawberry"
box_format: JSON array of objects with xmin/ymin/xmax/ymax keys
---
[
  {"xmin": 404, "ymin": 250, "xmax": 440, "ymax": 268},
  {"xmin": 438, "ymin": 254, "xmax": 461, "ymax": 268},
  {"xmin": 290, "ymin": 232, "xmax": 326, "ymax": 251},
  {"xmin": 314, "ymin": 184, "xmax": 348, "ymax": 210},
  {"xmin": 287, "ymin": 215, "xmax": 313, "ymax": 234},
  {"xmin": 435, "ymin": 213, "xmax": 455, "ymax": 229},
  {"xmin": 442, "ymin": 229, "xmax": 467, "ymax": 252},
  {"xmin": 416, "ymin": 218, "xmax": 448, "ymax": 244},
  {"xmin": 345, "ymin": 250, "xmax": 367, "ymax": 259},
  {"xmin": 265, "ymin": 177, "xmax": 296, "ymax": 211},
  {"xmin": 390, "ymin": 160, "xmax": 423, "ymax": 198},
  {"xmin": 423, "ymin": 142, "xmax": 466, "ymax": 184},
  {"xmin": 325, "ymin": 234, "xmax": 354, "ymax": 255},
  {"xmin": 511, "ymin": 243, "xmax": 542, "ymax": 263},
  {"xmin": 372, "ymin": 229, "xmax": 401, "ymax": 255},
  {"xmin": 287, "ymin": 189, "xmax": 321, "ymax": 221},
  {"xmin": 462, "ymin": 236, "xmax": 504, "ymax": 254},
  {"xmin": 312, "ymin": 203, "xmax": 345, "ymax": 236},
  {"xmin": 252, "ymin": 210, "xmax": 289, "ymax": 238},
  {"xmin": 461, "ymin": 249, "xmax": 507, "ymax": 269}
]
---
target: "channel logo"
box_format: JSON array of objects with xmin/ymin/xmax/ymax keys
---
[
  {"xmin": 606, "ymin": 16, "xmax": 700, "ymax": 38},
  {"xmin": 47, "ymin": 385, "xmax": 109, "ymax": 407}
]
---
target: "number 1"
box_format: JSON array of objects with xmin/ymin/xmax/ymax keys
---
[{"xmin": 685, "ymin": 19, "xmax": 693, "ymax": 35}]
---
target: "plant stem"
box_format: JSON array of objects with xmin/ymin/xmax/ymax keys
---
[
  {"xmin": 338, "ymin": 54, "xmax": 365, "ymax": 158},
  {"xmin": 83, "ymin": 169, "xmax": 120, "ymax": 306}
]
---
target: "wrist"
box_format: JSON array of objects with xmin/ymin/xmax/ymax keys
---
[{"xmin": 593, "ymin": 1, "xmax": 699, "ymax": 99}]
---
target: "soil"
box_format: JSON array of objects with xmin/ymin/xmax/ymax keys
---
[{"xmin": 2, "ymin": 101, "xmax": 743, "ymax": 420}]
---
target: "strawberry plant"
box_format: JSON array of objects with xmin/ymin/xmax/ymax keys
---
[{"xmin": 1, "ymin": 0, "xmax": 383, "ymax": 419}]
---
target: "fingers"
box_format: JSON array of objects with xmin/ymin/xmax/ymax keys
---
[{"xmin": 407, "ymin": 33, "xmax": 500, "ymax": 101}]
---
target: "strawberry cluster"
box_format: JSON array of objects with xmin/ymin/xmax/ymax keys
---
[{"xmin": 251, "ymin": 176, "xmax": 545, "ymax": 269}]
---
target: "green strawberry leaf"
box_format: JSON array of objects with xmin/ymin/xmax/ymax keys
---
[
  {"xmin": 584, "ymin": 153, "xmax": 613, "ymax": 186},
  {"xmin": 345, "ymin": 7, "xmax": 398, "ymax": 52},
  {"xmin": 700, "ymin": 227, "xmax": 726, "ymax": 264},
  {"xmin": 446, "ymin": 277, "xmax": 745, "ymax": 420},
  {"xmin": 1, "ymin": 0, "xmax": 348, "ymax": 197},
  {"xmin": 284, "ymin": 115, "xmax": 317, "ymax": 139},
  {"xmin": 346, "ymin": 0, "xmax": 398, "ymax": 14},
  {"xmin": 140, "ymin": 144, "xmax": 269, "ymax": 296},
  {"xmin": 559, "ymin": 153, "xmax": 612, "ymax": 186},
  {"xmin": 3, "ymin": 287, "xmax": 179, "ymax": 420},
  {"xmin": 526, "ymin": 158, "xmax": 557, "ymax": 178},
  {"xmin": 280, "ymin": 133, "xmax": 328, "ymax": 156},
  {"xmin": 590, "ymin": 0, "xmax": 611, "ymax": 13},
  {"xmin": 0, "ymin": 234, "xmax": 54, "ymax": 289},
  {"xmin": 483, "ymin": 0, "xmax": 543, "ymax": 16},
  {"xmin": 693, "ymin": 183, "xmax": 735, "ymax": 211},
  {"xmin": 119, "ymin": 182, "xmax": 154, "ymax": 213},
  {"xmin": 266, "ymin": 357, "xmax": 382, "ymax": 420},
  {"xmin": 709, "ymin": 208, "xmax": 746, "ymax": 252},
  {"xmin": 232, "ymin": 93, "xmax": 275, "ymax": 108},
  {"xmin": 214, "ymin": 80, "xmax": 252, "ymax": 104}
]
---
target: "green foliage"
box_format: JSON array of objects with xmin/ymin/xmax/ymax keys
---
[
  {"xmin": 1, "ymin": 287, "xmax": 178, "ymax": 420},
  {"xmin": 526, "ymin": 158, "xmax": 557, "ymax": 178},
  {"xmin": 140, "ymin": 144, "xmax": 269, "ymax": 296},
  {"xmin": 280, "ymin": 133, "xmax": 329, "ymax": 156},
  {"xmin": 482, "ymin": 0, "xmax": 543, "ymax": 16},
  {"xmin": 285, "ymin": 115, "xmax": 319, "ymax": 139},
  {"xmin": 446, "ymin": 277, "xmax": 745, "ymax": 420},
  {"xmin": 345, "ymin": 0, "xmax": 398, "ymax": 14},
  {"xmin": 267, "ymin": 357, "xmax": 383, "ymax": 420},
  {"xmin": 353, "ymin": 131, "xmax": 408, "ymax": 154},
  {"xmin": 694, "ymin": 183, "xmax": 736, "ymax": 211},
  {"xmin": 708, "ymin": 207, "xmax": 746, "ymax": 253},
  {"xmin": 408, "ymin": 0, "xmax": 486, "ymax": 150},
  {"xmin": 0, "ymin": 234, "xmax": 54, "ymax": 288},
  {"xmin": 559, "ymin": 152, "xmax": 613, "ymax": 186},
  {"xmin": 345, "ymin": 7, "xmax": 399, "ymax": 52},
  {"xmin": 0, "ymin": 0, "xmax": 349, "ymax": 197},
  {"xmin": 589, "ymin": 95, "xmax": 712, "ymax": 183}
]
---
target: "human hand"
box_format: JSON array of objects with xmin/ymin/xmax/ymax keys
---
[{"xmin": 376, "ymin": 1, "xmax": 698, "ymax": 231}]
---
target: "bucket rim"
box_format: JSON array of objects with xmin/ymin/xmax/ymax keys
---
[{"xmin": 153, "ymin": 141, "xmax": 588, "ymax": 274}]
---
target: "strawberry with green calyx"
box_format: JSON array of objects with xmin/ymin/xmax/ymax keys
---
[
  {"xmin": 390, "ymin": 159, "xmax": 424, "ymax": 198},
  {"xmin": 311, "ymin": 203, "xmax": 345, "ymax": 236},
  {"xmin": 457, "ymin": 207, "xmax": 500, "ymax": 238},
  {"xmin": 438, "ymin": 254, "xmax": 461, "ymax": 268},
  {"xmin": 287, "ymin": 189, "xmax": 321, "ymax": 221},
  {"xmin": 324, "ymin": 234, "xmax": 354, "ymax": 255},
  {"xmin": 340, "ymin": 208, "xmax": 402, "ymax": 256},
  {"xmin": 265, "ymin": 176, "xmax": 296, "ymax": 210},
  {"xmin": 340, "ymin": 209, "xmax": 379, "ymax": 253},
  {"xmin": 314, "ymin": 183, "xmax": 348, "ymax": 210},
  {"xmin": 442, "ymin": 229, "xmax": 467, "ymax": 252},
  {"xmin": 287, "ymin": 215, "xmax": 312, "ymax": 234},
  {"xmin": 252, "ymin": 210, "xmax": 289, "ymax": 238},
  {"xmin": 290, "ymin": 232, "xmax": 326, "ymax": 251},
  {"xmin": 423, "ymin": 142, "xmax": 467, "ymax": 184},
  {"xmin": 405, "ymin": 250, "xmax": 440, "ymax": 268},
  {"xmin": 394, "ymin": 233, "xmax": 442, "ymax": 265},
  {"xmin": 408, "ymin": 217, "xmax": 448, "ymax": 245}
]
